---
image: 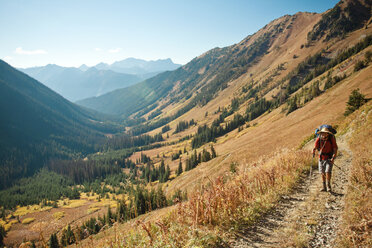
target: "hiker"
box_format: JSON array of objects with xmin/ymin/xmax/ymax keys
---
[{"xmin": 312, "ymin": 126, "xmax": 338, "ymax": 192}]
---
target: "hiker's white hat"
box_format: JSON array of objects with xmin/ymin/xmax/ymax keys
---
[{"xmin": 318, "ymin": 127, "xmax": 333, "ymax": 134}]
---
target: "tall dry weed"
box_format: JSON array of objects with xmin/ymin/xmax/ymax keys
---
[{"xmin": 178, "ymin": 149, "xmax": 311, "ymax": 230}]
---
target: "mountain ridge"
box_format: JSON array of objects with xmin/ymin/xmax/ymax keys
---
[
  {"xmin": 76, "ymin": 12, "xmax": 321, "ymax": 118},
  {"xmin": 78, "ymin": 0, "xmax": 371, "ymax": 130}
]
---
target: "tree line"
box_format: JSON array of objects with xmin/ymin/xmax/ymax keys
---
[{"xmin": 173, "ymin": 119, "xmax": 196, "ymax": 134}]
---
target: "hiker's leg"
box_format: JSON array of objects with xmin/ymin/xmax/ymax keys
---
[
  {"xmin": 325, "ymin": 160, "xmax": 333, "ymax": 192},
  {"xmin": 326, "ymin": 172, "xmax": 332, "ymax": 191},
  {"xmin": 322, "ymin": 173, "xmax": 327, "ymax": 182},
  {"xmin": 326, "ymin": 172, "xmax": 331, "ymax": 181},
  {"xmin": 319, "ymin": 160, "xmax": 327, "ymax": 191},
  {"xmin": 321, "ymin": 173, "xmax": 327, "ymax": 191}
]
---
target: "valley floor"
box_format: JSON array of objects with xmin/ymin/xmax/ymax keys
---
[{"xmin": 230, "ymin": 135, "xmax": 352, "ymax": 248}]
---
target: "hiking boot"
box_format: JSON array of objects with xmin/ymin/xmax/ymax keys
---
[
  {"xmin": 327, "ymin": 183, "xmax": 332, "ymax": 192},
  {"xmin": 321, "ymin": 182, "xmax": 327, "ymax": 192}
]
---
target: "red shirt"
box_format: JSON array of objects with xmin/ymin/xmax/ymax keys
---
[{"xmin": 315, "ymin": 135, "xmax": 338, "ymax": 160}]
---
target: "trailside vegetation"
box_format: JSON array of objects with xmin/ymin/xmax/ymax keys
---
[
  {"xmin": 100, "ymin": 149, "xmax": 312, "ymax": 247},
  {"xmin": 338, "ymin": 102, "xmax": 372, "ymax": 247}
]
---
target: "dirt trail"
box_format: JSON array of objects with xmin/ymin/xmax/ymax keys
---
[{"xmin": 230, "ymin": 135, "xmax": 352, "ymax": 248}]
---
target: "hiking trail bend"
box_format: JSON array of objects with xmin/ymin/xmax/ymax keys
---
[{"xmin": 229, "ymin": 135, "xmax": 352, "ymax": 248}]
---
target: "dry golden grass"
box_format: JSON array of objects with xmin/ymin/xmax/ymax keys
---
[
  {"xmin": 87, "ymin": 207, "xmax": 100, "ymax": 214},
  {"xmin": 62, "ymin": 199, "xmax": 87, "ymax": 209},
  {"xmin": 13, "ymin": 205, "xmax": 52, "ymax": 217},
  {"xmin": 0, "ymin": 219, "xmax": 17, "ymax": 232},
  {"xmin": 52, "ymin": 211, "xmax": 64, "ymax": 220},
  {"xmin": 21, "ymin": 218, "xmax": 35, "ymax": 225},
  {"xmin": 81, "ymin": 192, "xmax": 99, "ymax": 201},
  {"xmin": 337, "ymin": 102, "xmax": 372, "ymax": 247}
]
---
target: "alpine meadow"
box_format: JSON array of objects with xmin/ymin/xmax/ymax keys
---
[{"xmin": 0, "ymin": 0, "xmax": 371, "ymax": 247}]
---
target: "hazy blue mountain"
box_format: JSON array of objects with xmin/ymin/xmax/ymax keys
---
[
  {"xmin": 19, "ymin": 58, "xmax": 181, "ymax": 101},
  {"xmin": 19, "ymin": 65, "xmax": 143, "ymax": 101},
  {"xmin": 79, "ymin": 64, "xmax": 89, "ymax": 71},
  {"xmin": 93, "ymin": 58, "xmax": 182, "ymax": 74},
  {"xmin": 0, "ymin": 60, "xmax": 119, "ymax": 189}
]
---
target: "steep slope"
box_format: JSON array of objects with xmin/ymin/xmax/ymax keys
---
[
  {"xmin": 0, "ymin": 60, "xmax": 118, "ymax": 189},
  {"xmin": 19, "ymin": 65, "xmax": 143, "ymax": 101}
]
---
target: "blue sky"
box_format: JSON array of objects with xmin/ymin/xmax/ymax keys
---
[{"xmin": 0, "ymin": 0, "xmax": 339, "ymax": 68}]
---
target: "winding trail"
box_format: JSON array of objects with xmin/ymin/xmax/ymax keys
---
[{"xmin": 229, "ymin": 135, "xmax": 352, "ymax": 248}]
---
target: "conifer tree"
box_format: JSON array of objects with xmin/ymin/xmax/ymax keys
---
[
  {"xmin": 60, "ymin": 225, "xmax": 75, "ymax": 246},
  {"xmin": 344, "ymin": 88, "xmax": 367, "ymax": 116},
  {"xmin": 164, "ymin": 165, "xmax": 170, "ymax": 182},
  {"xmin": 107, "ymin": 206, "xmax": 113, "ymax": 226},
  {"xmin": 116, "ymin": 200, "xmax": 128, "ymax": 223},
  {"xmin": 210, "ymin": 145, "xmax": 217, "ymax": 158},
  {"xmin": 0, "ymin": 208, "xmax": 5, "ymax": 221},
  {"xmin": 159, "ymin": 159, "xmax": 166, "ymax": 182},
  {"xmin": 48, "ymin": 233, "xmax": 59, "ymax": 248},
  {"xmin": 177, "ymin": 159, "xmax": 183, "ymax": 176},
  {"xmin": 185, "ymin": 158, "xmax": 191, "ymax": 171},
  {"xmin": 0, "ymin": 225, "xmax": 6, "ymax": 247}
]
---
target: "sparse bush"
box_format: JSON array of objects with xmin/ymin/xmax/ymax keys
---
[
  {"xmin": 365, "ymin": 50, "xmax": 372, "ymax": 63},
  {"xmin": 230, "ymin": 162, "xmax": 238, "ymax": 173},
  {"xmin": 354, "ymin": 60, "xmax": 366, "ymax": 71},
  {"xmin": 344, "ymin": 88, "xmax": 367, "ymax": 116}
]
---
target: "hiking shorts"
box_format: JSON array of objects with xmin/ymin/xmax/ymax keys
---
[{"xmin": 318, "ymin": 159, "xmax": 333, "ymax": 173}]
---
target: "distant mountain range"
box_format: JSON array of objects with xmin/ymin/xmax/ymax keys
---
[
  {"xmin": 19, "ymin": 58, "xmax": 181, "ymax": 101},
  {"xmin": 93, "ymin": 58, "xmax": 181, "ymax": 75}
]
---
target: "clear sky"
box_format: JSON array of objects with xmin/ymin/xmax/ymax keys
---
[{"xmin": 0, "ymin": 0, "xmax": 339, "ymax": 68}]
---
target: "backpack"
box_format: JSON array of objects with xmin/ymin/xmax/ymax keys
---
[{"xmin": 315, "ymin": 124, "xmax": 337, "ymax": 137}]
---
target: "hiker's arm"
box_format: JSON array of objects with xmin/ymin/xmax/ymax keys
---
[
  {"xmin": 331, "ymin": 136, "xmax": 338, "ymax": 163},
  {"xmin": 312, "ymin": 138, "xmax": 319, "ymax": 156},
  {"xmin": 331, "ymin": 147, "xmax": 337, "ymax": 164}
]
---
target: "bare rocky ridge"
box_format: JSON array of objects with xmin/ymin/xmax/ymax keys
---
[{"xmin": 229, "ymin": 135, "xmax": 352, "ymax": 248}]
